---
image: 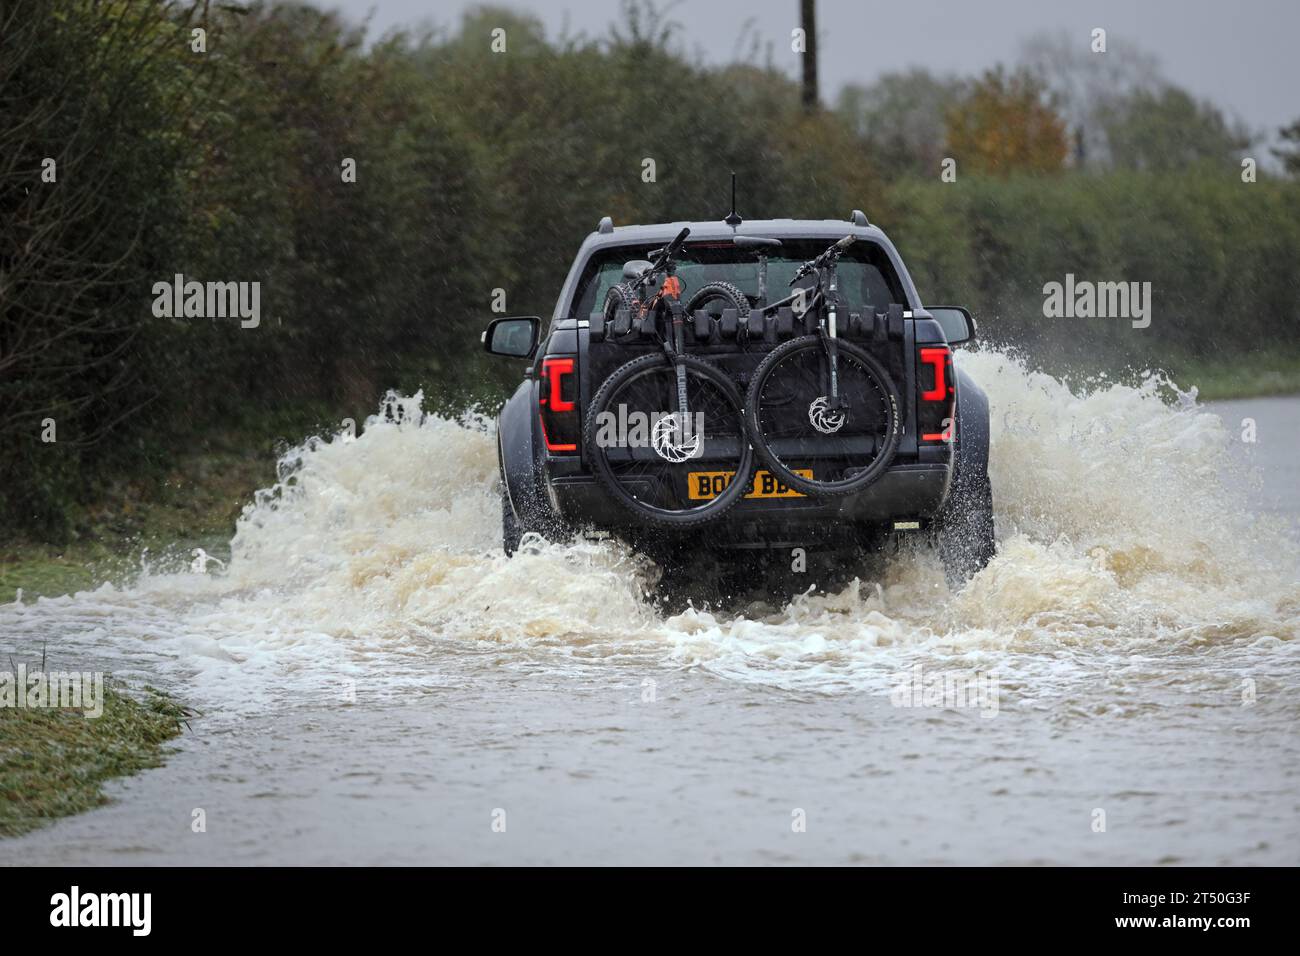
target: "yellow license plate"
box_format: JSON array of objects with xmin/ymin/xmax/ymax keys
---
[{"xmin": 687, "ymin": 469, "xmax": 812, "ymax": 500}]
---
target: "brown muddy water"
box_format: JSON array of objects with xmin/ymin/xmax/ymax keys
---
[{"xmin": 2, "ymin": 351, "xmax": 1297, "ymax": 864}]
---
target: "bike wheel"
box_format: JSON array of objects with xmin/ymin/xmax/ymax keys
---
[
  {"xmin": 744, "ymin": 335, "xmax": 901, "ymax": 497},
  {"xmin": 585, "ymin": 352, "xmax": 753, "ymax": 527},
  {"xmin": 602, "ymin": 282, "xmax": 641, "ymax": 332},
  {"xmin": 684, "ymin": 281, "xmax": 750, "ymax": 320}
]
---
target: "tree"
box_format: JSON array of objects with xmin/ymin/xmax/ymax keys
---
[
  {"xmin": 1101, "ymin": 87, "xmax": 1251, "ymax": 171},
  {"xmin": 1273, "ymin": 119, "xmax": 1300, "ymax": 176},
  {"xmin": 0, "ymin": 0, "xmax": 206, "ymax": 534},
  {"xmin": 1018, "ymin": 29, "xmax": 1163, "ymax": 169},
  {"xmin": 944, "ymin": 66, "xmax": 1068, "ymax": 175},
  {"xmin": 837, "ymin": 69, "xmax": 964, "ymax": 176}
]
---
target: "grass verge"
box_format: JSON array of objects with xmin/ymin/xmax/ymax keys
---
[
  {"xmin": 0, "ymin": 432, "xmax": 276, "ymax": 603},
  {"xmin": 0, "ymin": 683, "xmax": 188, "ymax": 839},
  {"xmin": 1167, "ymin": 353, "xmax": 1300, "ymax": 402}
]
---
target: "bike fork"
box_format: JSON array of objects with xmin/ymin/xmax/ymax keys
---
[
  {"xmin": 823, "ymin": 274, "xmax": 843, "ymax": 411},
  {"xmin": 669, "ymin": 300, "xmax": 690, "ymax": 420}
]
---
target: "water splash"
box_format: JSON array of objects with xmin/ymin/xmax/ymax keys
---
[{"xmin": 3, "ymin": 358, "xmax": 1297, "ymax": 716}]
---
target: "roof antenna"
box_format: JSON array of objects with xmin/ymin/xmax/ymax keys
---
[{"xmin": 724, "ymin": 171, "xmax": 742, "ymax": 227}]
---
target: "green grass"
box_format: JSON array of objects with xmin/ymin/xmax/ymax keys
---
[
  {"xmin": 1167, "ymin": 353, "xmax": 1300, "ymax": 402},
  {"xmin": 1008, "ymin": 343, "xmax": 1300, "ymax": 404},
  {"xmin": 0, "ymin": 682, "xmax": 188, "ymax": 838},
  {"xmin": 0, "ymin": 433, "xmax": 276, "ymax": 603}
]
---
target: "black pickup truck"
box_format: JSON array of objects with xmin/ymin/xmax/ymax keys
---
[{"xmin": 484, "ymin": 211, "xmax": 994, "ymax": 586}]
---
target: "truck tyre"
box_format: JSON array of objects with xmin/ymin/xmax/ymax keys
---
[
  {"xmin": 501, "ymin": 488, "xmax": 526, "ymax": 556},
  {"xmin": 935, "ymin": 458, "xmax": 996, "ymax": 586}
]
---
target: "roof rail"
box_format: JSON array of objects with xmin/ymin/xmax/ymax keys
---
[
  {"xmin": 597, "ymin": 215, "xmax": 614, "ymax": 234},
  {"xmin": 850, "ymin": 209, "xmax": 869, "ymax": 227}
]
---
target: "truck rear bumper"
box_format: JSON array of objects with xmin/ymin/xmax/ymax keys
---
[{"xmin": 545, "ymin": 462, "xmax": 952, "ymax": 542}]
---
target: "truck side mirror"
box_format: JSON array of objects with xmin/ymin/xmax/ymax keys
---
[
  {"xmin": 929, "ymin": 306, "xmax": 975, "ymax": 345},
  {"xmin": 483, "ymin": 316, "xmax": 540, "ymax": 358}
]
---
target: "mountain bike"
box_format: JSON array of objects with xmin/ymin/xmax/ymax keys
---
[
  {"xmin": 743, "ymin": 236, "xmax": 902, "ymax": 497},
  {"xmin": 586, "ymin": 228, "xmax": 755, "ymax": 526}
]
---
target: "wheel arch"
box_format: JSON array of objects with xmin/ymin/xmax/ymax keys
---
[
  {"xmin": 497, "ymin": 380, "xmax": 546, "ymax": 522},
  {"xmin": 954, "ymin": 365, "xmax": 990, "ymax": 478}
]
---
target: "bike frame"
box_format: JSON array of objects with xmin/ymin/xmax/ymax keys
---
[
  {"xmin": 786, "ymin": 237, "xmax": 854, "ymax": 414},
  {"xmin": 628, "ymin": 231, "xmax": 694, "ymax": 436},
  {"xmin": 767, "ymin": 255, "xmax": 845, "ymax": 412}
]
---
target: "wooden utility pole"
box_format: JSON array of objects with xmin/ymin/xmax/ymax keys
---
[{"xmin": 800, "ymin": 0, "xmax": 818, "ymax": 112}]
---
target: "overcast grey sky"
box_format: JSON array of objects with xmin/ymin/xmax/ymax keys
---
[{"xmin": 325, "ymin": 0, "xmax": 1299, "ymax": 145}]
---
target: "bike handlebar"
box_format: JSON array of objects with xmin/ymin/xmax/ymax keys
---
[
  {"xmin": 645, "ymin": 227, "xmax": 691, "ymax": 273},
  {"xmin": 629, "ymin": 227, "xmax": 690, "ymax": 291},
  {"xmin": 789, "ymin": 235, "xmax": 856, "ymax": 286}
]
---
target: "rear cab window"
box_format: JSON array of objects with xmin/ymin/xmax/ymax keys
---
[{"xmin": 566, "ymin": 238, "xmax": 908, "ymax": 320}]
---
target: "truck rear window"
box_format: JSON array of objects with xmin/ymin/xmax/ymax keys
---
[{"xmin": 570, "ymin": 239, "xmax": 906, "ymax": 318}]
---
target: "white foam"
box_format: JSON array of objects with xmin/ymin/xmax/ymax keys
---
[{"xmin": 4, "ymin": 359, "xmax": 1297, "ymax": 716}]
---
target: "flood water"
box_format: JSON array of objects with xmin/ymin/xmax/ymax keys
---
[{"xmin": 3, "ymin": 350, "xmax": 1298, "ymax": 865}]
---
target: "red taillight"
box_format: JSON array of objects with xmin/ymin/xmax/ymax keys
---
[
  {"xmin": 919, "ymin": 347, "xmax": 950, "ymax": 401},
  {"xmin": 918, "ymin": 346, "xmax": 954, "ymax": 443},
  {"xmin": 539, "ymin": 356, "xmax": 579, "ymax": 453}
]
